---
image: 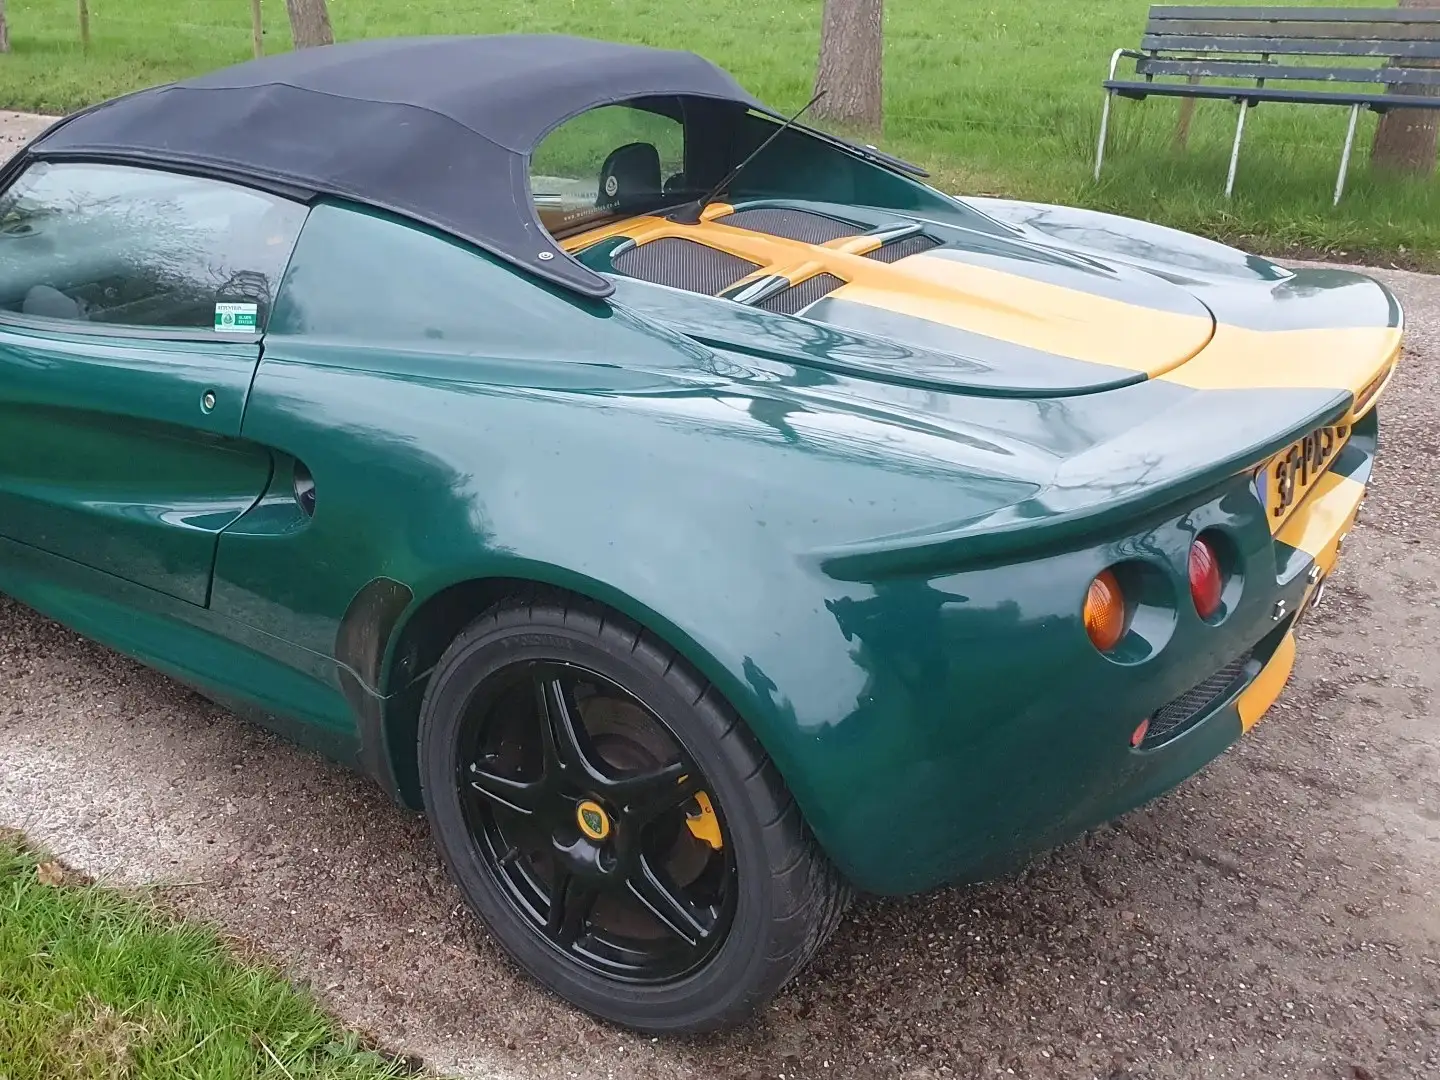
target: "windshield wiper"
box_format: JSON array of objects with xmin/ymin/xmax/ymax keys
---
[{"xmin": 667, "ymin": 90, "xmax": 825, "ymax": 225}]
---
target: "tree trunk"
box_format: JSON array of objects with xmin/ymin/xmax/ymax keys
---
[
  {"xmin": 285, "ymin": 0, "xmax": 333, "ymax": 49},
  {"xmin": 813, "ymin": 0, "xmax": 884, "ymax": 130},
  {"xmin": 0, "ymin": 1, "xmax": 10, "ymax": 54},
  {"xmin": 251, "ymin": 0, "xmax": 264, "ymax": 58},
  {"xmin": 1371, "ymin": 0, "xmax": 1440, "ymax": 175}
]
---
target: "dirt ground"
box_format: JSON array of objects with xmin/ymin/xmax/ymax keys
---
[{"xmin": 0, "ymin": 108, "xmax": 1436, "ymax": 1079}]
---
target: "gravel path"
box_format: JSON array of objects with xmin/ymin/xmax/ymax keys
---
[{"xmin": 0, "ymin": 109, "xmax": 1436, "ymax": 1079}]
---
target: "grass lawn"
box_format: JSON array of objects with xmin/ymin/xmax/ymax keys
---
[
  {"xmin": 0, "ymin": 832, "xmax": 410, "ymax": 1080},
  {"xmin": 0, "ymin": 0, "xmax": 1435, "ymax": 266}
]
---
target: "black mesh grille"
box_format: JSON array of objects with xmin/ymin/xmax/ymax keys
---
[
  {"xmin": 718, "ymin": 208, "xmax": 858, "ymax": 244},
  {"xmin": 1142, "ymin": 650, "xmax": 1254, "ymax": 747},
  {"xmin": 865, "ymin": 234, "xmax": 942, "ymax": 263},
  {"xmin": 755, "ymin": 273, "xmax": 846, "ymax": 316},
  {"xmin": 611, "ymin": 239, "xmax": 761, "ymax": 295}
]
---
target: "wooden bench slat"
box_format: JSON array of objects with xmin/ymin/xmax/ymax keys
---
[
  {"xmin": 1147, "ymin": 19, "xmax": 1440, "ymax": 42},
  {"xmin": 1135, "ymin": 57, "xmax": 1440, "ymax": 87},
  {"xmin": 1104, "ymin": 79, "xmax": 1440, "ymax": 109},
  {"xmin": 1150, "ymin": 6, "xmax": 1440, "ymax": 24},
  {"xmin": 1099, "ymin": 7, "xmax": 1440, "ymax": 196},
  {"xmin": 1140, "ymin": 33, "xmax": 1440, "ymax": 59}
]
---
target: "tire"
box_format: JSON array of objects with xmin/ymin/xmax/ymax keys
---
[{"xmin": 416, "ymin": 587, "xmax": 850, "ymax": 1033}]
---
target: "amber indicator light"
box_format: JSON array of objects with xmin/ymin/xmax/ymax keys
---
[{"xmin": 1084, "ymin": 569, "xmax": 1126, "ymax": 652}]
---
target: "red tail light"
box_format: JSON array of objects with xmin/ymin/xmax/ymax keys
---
[{"xmin": 1189, "ymin": 536, "xmax": 1223, "ymax": 619}]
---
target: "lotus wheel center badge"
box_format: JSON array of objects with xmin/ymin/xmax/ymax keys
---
[{"xmin": 576, "ymin": 800, "xmax": 611, "ymax": 841}]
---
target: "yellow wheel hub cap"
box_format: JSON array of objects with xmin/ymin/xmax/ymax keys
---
[{"xmin": 576, "ymin": 799, "xmax": 611, "ymax": 841}]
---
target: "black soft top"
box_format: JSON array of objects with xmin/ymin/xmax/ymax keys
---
[{"xmin": 26, "ymin": 35, "xmax": 776, "ymax": 297}]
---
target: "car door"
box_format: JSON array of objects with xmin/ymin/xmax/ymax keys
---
[{"xmin": 0, "ymin": 160, "xmax": 307, "ymax": 606}]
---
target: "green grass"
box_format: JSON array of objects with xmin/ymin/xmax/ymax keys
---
[
  {"xmin": 0, "ymin": 833, "xmax": 410, "ymax": 1080},
  {"xmin": 0, "ymin": 0, "xmax": 1436, "ymax": 265}
]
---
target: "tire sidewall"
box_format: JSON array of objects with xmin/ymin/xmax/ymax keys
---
[{"xmin": 419, "ymin": 618, "xmax": 782, "ymax": 1031}]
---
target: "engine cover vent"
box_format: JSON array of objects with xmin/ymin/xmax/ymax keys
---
[
  {"xmin": 610, "ymin": 238, "xmax": 761, "ymax": 295},
  {"xmin": 756, "ymin": 273, "xmax": 846, "ymax": 316},
  {"xmin": 718, "ymin": 208, "xmax": 858, "ymax": 244},
  {"xmin": 865, "ymin": 234, "xmax": 941, "ymax": 263}
]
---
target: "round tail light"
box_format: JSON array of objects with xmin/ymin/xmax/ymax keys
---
[
  {"xmin": 1084, "ymin": 569, "xmax": 1126, "ymax": 652},
  {"xmin": 1189, "ymin": 536, "xmax": 1223, "ymax": 619}
]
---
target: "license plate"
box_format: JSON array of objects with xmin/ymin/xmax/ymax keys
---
[{"xmin": 1260, "ymin": 425, "xmax": 1349, "ymax": 530}]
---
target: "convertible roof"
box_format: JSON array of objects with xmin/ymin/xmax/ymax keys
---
[{"xmin": 25, "ymin": 35, "xmax": 772, "ymax": 297}]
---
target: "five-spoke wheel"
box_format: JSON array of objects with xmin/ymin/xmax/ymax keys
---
[
  {"xmin": 459, "ymin": 661, "xmax": 735, "ymax": 981},
  {"xmin": 418, "ymin": 590, "xmax": 850, "ymax": 1033}
]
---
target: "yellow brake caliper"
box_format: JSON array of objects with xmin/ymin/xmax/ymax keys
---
[{"xmin": 678, "ymin": 775, "xmax": 723, "ymax": 850}]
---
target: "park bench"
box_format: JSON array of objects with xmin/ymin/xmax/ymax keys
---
[{"xmin": 1095, "ymin": 5, "xmax": 1440, "ymax": 204}]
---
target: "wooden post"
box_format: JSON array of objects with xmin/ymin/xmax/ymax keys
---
[
  {"xmin": 1172, "ymin": 76, "xmax": 1201, "ymax": 150},
  {"xmin": 77, "ymin": 0, "xmax": 89, "ymax": 52},
  {"xmin": 250, "ymin": 0, "xmax": 263, "ymax": 58},
  {"xmin": 0, "ymin": 0, "xmax": 10, "ymax": 55}
]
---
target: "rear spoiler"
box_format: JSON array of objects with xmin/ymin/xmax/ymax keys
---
[{"xmin": 815, "ymin": 383, "xmax": 1351, "ymax": 580}]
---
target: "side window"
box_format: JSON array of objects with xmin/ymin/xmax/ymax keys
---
[
  {"xmin": 0, "ymin": 161, "xmax": 306, "ymax": 332},
  {"xmin": 267, "ymin": 201, "xmax": 718, "ymax": 377},
  {"xmin": 530, "ymin": 102, "xmax": 687, "ymax": 235},
  {"xmin": 269, "ymin": 202, "xmax": 602, "ymax": 346}
]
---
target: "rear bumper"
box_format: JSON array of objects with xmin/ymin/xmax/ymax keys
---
[
  {"xmin": 809, "ymin": 411, "xmax": 1376, "ymax": 897},
  {"xmin": 973, "ymin": 447, "xmax": 1363, "ymax": 876},
  {"xmin": 981, "ymin": 412, "xmax": 1370, "ymax": 884},
  {"xmin": 1238, "ymin": 438, "xmax": 1366, "ymax": 732}
]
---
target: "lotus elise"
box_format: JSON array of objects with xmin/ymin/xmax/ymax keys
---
[{"xmin": 0, "ymin": 35, "xmax": 1399, "ymax": 1032}]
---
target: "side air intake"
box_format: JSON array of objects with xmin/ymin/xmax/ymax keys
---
[
  {"xmin": 611, "ymin": 238, "xmax": 761, "ymax": 295},
  {"xmin": 718, "ymin": 208, "xmax": 858, "ymax": 244},
  {"xmin": 756, "ymin": 273, "xmax": 846, "ymax": 316},
  {"xmin": 865, "ymin": 234, "xmax": 941, "ymax": 263}
]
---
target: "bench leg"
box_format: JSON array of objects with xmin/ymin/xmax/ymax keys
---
[
  {"xmin": 1094, "ymin": 90, "xmax": 1115, "ymax": 181},
  {"xmin": 1225, "ymin": 101, "xmax": 1248, "ymax": 199},
  {"xmin": 1334, "ymin": 103, "xmax": 1361, "ymax": 207}
]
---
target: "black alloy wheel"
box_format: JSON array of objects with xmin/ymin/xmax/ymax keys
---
[
  {"xmin": 417, "ymin": 588, "xmax": 850, "ymax": 1033},
  {"xmin": 458, "ymin": 660, "xmax": 736, "ymax": 982}
]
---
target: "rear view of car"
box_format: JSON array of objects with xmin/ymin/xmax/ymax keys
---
[{"xmin": 0, "ymin": 34, "xmax": 1400, "ymax": 1035}]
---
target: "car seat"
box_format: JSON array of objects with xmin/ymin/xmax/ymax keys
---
[{"xmin": 597, "ymin": 142, "xmax": 662, "ymax": 212}]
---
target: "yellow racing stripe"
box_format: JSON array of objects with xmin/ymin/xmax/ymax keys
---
[
  {"xmin": 567, "ymin": 212, "xmax": 1220, "ymax": 374},
  {"xmin": 1237, "ymin": 632, "xmax": 1296, "ymax": 732},
  {"xmin": 559, "ymin": 204, "xmax": 738, "ymax": 253},
  {"xmin": 564, "ymin": 212, "xmax": 1399, "ymax": 410},
  {"xmin": 1159, "ymin": 324, "xmax": 1402, "ymax": 423},
  {"xmin": 1275, "ymin": 469, "xmax": 1365, "ymax": 568},
  {"xmin": 823, "ymin": 253, "xmax": 1215, "ymax": 374}
]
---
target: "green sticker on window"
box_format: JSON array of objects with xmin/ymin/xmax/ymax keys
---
[{"xmin": 214, "ymin": 302, "xmax": 258, "ymax": 332}]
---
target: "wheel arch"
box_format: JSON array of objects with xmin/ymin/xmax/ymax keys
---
[{"xmin": 373, "ymin": 565, "xmax": 767, "ymax": 812}]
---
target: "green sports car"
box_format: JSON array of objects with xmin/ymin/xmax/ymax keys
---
[{"xmin": 0, "ymin": 35, "xmax": 1399, "ymax": 1032}]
